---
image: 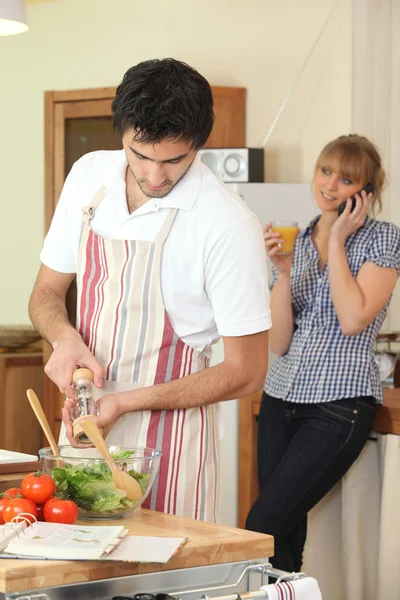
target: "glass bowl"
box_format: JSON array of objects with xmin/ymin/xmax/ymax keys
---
[{"xmin": 39, "ymin": 445, "xmax": 161, "ymax": 519}]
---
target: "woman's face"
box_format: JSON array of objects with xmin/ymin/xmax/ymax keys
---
[{"xmin": 313, "ymin": 159, "xmax": 365, "ymax": 214}]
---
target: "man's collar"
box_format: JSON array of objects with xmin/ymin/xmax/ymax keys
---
[{"xmin": 103, "ymin": 150, "xmax": 203, "ymax": 211}]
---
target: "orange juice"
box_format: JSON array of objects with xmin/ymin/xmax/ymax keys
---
[{"xmin": 271, "ymin": 221, "xmax": 299, "ymax": 254}]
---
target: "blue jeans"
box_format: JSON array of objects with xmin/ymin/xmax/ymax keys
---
[{"xmin": 245, "ymin": 392, "xmax": 377, "ymax": 572}]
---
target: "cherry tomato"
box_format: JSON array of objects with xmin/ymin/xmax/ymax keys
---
[
  {"xmin": 0, "ymin": 495, "xmax": 10, "ymax": 525},
  {"xmin": 21, "ymin": 471, "xmax": 56, "ymax": 504},
  {"xmin": 4, "ymin": 487, "xmax": 22, "ymax": 499},
  {"xmin": 3, "ymin": 498, "xmax": 37, "ymax": 524},
  {"xmin": 43, "ymin": 498, "xmax": 78, "ymax": 524}
]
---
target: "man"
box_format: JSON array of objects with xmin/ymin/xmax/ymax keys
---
[{"xmin": 29, "ymin": 58, "xmax": 271, "ymax": 522}]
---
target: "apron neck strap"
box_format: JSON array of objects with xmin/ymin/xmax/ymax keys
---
[
  {"xmin": 82, "ymin": 186, "xmax": 107, "ymax": 224},
  {"xmin": 156, "ymin": 208, "xmax": 178, "ymax": 245}
]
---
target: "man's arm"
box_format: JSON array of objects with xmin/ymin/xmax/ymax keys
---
[
  {"xmin": 29, "ymin": 264, "xmax": 76, "ymax": 346},
  {"xmin": 124, "ymin": 330, "xmax": 268, "ymax": 409},
  {"xmin": 29, "ymin": 264, "xmax": 104, "ymax": 396}
]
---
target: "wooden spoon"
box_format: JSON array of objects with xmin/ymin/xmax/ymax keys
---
[
  {"xmin": 26, "ymin": 389, "xmax": 64, "ymax": 466},
  {"xmin": 80, "ymin": 419, "xmax": 143, "ymax": 501}
]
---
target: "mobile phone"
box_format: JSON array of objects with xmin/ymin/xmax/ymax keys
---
[{"xmin": 338, "ymin": 182, "xmax": 375, "ymax": 216}]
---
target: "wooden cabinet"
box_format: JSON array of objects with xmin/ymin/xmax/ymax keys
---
[
  {"xmin": 0, "ymin": 352, "xmax": 43, "ymax": 455},
  {"xmin": 43, "ymin": 85, "xmax": 246, "ymax": 438}
]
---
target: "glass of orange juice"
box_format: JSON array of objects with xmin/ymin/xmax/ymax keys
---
[{"xmin": 271, "ymin": 221, "xmax": 299, "ymax": 254}]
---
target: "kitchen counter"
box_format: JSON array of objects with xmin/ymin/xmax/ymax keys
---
[
  {"xmin": 373, "ymin": 387, "xmax": 400, "ymax": 434},
  {"xmin": 0, "ymin": 350, "xmax": 43, "ymax": 456},
  {"xmin": 0, "ymin": 507, "xmax": 274, "ymax": 595}
]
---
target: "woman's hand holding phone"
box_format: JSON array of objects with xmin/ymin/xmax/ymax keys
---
[
  {"xmin": 331, "ymin": 188, "xmax": 373, "ymax": 244},
  {"xmin": 337, "ymin": 182, "xmax": 375, "ymax": 216}
]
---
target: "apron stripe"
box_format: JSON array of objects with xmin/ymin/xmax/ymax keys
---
[
  {"xmin": 106, "ymin": 240, "xmax": 131, "ymax": 380},
  {"xmin": 170, "ymin": 335, "xmax": 185, "ymax": 380},
  {"xmin": 194, "ymin": 406, "xmax": 205, "ymax": 519},
  {"xmin": 165, "ymin": 331, "xmax": 178, "ymax": 381},
  {"xmin": 80, "ymin": 230, "xmax": 100, "ymax": 346},
  {"xmin": 154, "ymin": 312, "xmax": 175, "ymax": 384},
  {"xmin": 88, "ymin": 233, "xmax": 101, "ymax": 352},
  {"xmin": 111, "ymin": 241, "xmax": 136, "ymax": 381},
  {"xmin": 169, "ymin": 409, "xmax": 185, "ymax": 514},
  {"xmin": 182, "ymin": 345, "xmax": 189, "ymax": 377},
  {"xmin": 211, "ymin": 406, "xmax": 220, "ymax": 520},
  {"xmin": 154, "ymin": 409, "xmax": 174, "ymax": 513},
  {"xmin": 173, "ymin": 410, "xmax": 187, "ymax": 514},
  {"xmin": 90, "ymin": 236, "xmax": 108, "ymax": 353},
  {"xmin": 133, "ymin": 243, "xmax": 156, "ymax": 383},
  {"xmin": 200, "ymin": 408, "xmax": 212, "ymax": 521},
  {"xmin": 142, "ymin": 409, "xmax": 162, "ymax": 510},
  {"xmin": 287, "ymin": 582, "xmax": 294, "ymax": 599}
]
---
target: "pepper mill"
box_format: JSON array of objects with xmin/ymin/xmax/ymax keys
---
[{"xmin": 71, "ymin": 367, "xmax": 102, "ymax": 444}]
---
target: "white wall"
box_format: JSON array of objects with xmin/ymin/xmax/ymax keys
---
[{"xmin": 0, "ymin": 0, "xmax": 353, "ymax": 526}]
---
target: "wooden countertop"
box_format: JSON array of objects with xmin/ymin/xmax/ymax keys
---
[{"xmin": 0, "ymin": 507, "xmax": 274, "ymax": 594}]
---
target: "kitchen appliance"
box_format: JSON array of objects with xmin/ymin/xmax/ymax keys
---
[{"xmin": 199, "ymin": 148, "xmax": 264, "ymax": 182}]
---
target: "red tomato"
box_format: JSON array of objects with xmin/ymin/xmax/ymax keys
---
[
  {"xmin": 3, "ymin": 498, "xmax": 37, "ymax": 524},
  {"xmin": 21, "ymin": 471, "xmax": 56, "ymax": 504},
  {"xmin": 43, "ymin": 498, "xmax": 78, "ymax": 524},
  {"xmin": 4, "ymin": 487, "xmax": 22, "ymax": 499},
  {"xmin": 0, "ymin": 496, "xmax": 10, "ymax": 525}
]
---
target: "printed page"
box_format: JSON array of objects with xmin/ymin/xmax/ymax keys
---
[
  {"xmin": 5, "ymin": 522, "xmax": 127, "ymax": 560},
  {"xmin": 103, "ymin": 535, "xmax": 187, "ymax": 563}
]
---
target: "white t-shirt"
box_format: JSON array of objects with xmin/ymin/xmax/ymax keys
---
[{"xmin": 41, "ymin": 150, "xmax": 271, "ymax": 353}]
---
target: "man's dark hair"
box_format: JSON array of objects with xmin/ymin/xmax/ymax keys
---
[{"xmin": 112, "ymin": 58, "xmax": 214, "ymax": 150}]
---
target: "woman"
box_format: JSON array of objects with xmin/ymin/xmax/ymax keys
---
[{"xmin": 245, "ymin": 134, "xmax": 400, "ymax": 572}]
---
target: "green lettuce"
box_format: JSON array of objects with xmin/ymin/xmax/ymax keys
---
[{"xmin": 51, "ymin": 449, "xmax": 149, "ymax": 514}]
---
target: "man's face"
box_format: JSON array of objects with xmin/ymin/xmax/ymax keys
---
[{"xmin": 122, "ymin": 132, "xmax": 197, "ymax": 198}]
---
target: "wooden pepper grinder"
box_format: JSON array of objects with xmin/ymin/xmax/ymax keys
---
[{"xmin": 71, "ymin": 367, "xmax": 102, "ymax": 444}]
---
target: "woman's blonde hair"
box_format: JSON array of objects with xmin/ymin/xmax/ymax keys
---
[{"xmin": 314, "ymin": 134, "xmax": 386, "ymax": 213}]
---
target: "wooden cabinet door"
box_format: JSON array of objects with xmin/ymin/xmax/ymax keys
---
[{"xmin": 43, "ymin": 85, "xmax": 246, "ymax": 438}]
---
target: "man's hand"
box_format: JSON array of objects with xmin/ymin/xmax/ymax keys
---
[
  {"xmin": 45, "ymin": 333, "xmax": 104, "ymax": 398},
  {"xmin": 62, "ymin": 393, "xmax": 124, "ymax": 447}
]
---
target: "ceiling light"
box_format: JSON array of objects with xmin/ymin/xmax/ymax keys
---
[{"xmin": 0, "ymin": 0, "xmax": 29, "ymax": 36}]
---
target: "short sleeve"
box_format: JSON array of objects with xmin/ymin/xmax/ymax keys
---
[
  {"xmin": 205, "ymin": 216, "xmax": 272, "ymax": 337},
  {"xmin": 365, "ymin": 222, "xmax": 400, "ymax": 274},
  {"xmin": 40, "ymin": 162, "xmax": 81, "ymax": 273}
]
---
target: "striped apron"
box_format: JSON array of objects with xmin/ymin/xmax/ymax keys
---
[{"xmin": 62, "ymin": 186, "xmax": 221, "ymax": 522}]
